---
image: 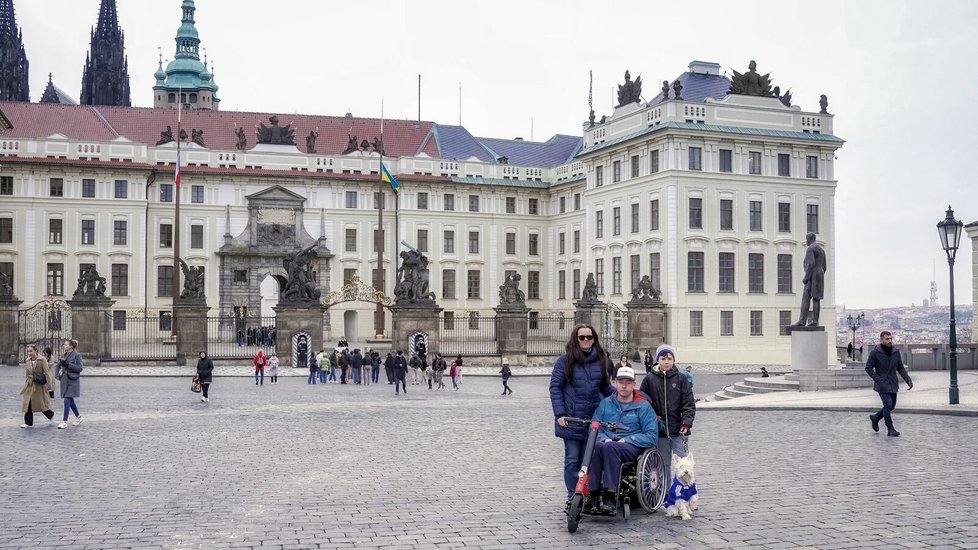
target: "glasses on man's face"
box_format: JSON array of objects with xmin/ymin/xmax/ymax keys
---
[{"xmin": 577, "ymin": 334, "xmax": 594, "ymax": 341}]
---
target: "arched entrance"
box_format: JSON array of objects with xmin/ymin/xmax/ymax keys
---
[
  {"xmin": 343, "ymin": 311, "xmax": 358, "ymax": 343},
  {"xmin": 259, "ymin": 274, "xmax": 281, "ymax": 318}
]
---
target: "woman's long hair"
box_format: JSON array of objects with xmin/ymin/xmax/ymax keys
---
[{"xmin": 563, "ymin": 323, "xmax": 609, "ymax": 386}]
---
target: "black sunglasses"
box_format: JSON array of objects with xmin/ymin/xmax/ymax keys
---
[{"xmin": 577, "ymin": 334, "xmax": 594, "ymax": 341}]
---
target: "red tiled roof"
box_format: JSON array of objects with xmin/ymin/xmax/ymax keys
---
[{"xmin": 0, "ymin": 102, "xmax": 439, "ymax": 158}]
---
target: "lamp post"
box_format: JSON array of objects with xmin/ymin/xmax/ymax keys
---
[
  {"xmin": 937, "ymin": 205, "xmax": 963, "ymax": 405},
  {"xmin": 846, "ymin": 312, "xmax": 863, "ymax": 361}
]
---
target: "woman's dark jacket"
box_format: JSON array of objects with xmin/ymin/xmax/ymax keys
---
[
  {"xmin": 196, "ymin": 357, "xmax": 215, "ymax": 383},
  {"xmin": 549, "ymin": 347, "xmax": 615, "ymax": 440}
]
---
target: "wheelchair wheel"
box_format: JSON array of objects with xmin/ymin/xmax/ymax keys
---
[
  {"xmin": 635, "ymin": 448, "xmax": 666, "ymax": 513},
  {"xmin": 621, "ymin": 499, "xmax": 630, "ymax": 520},
  {"xmin": 567, "ymin": 494, "xmax": 583, "ymax": 533}
]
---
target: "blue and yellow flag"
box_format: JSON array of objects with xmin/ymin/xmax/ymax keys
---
[{"xmin": 381, "ymin": 164, "xmax": 400, "ymax": 194}]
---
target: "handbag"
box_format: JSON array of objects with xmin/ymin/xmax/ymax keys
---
[
  {"xmin": 191, "ymin": 374, "xmax": 202, "ymax": 393},
  {"xmin": 33, "ymin": 370, "xmax": 47, "ymax": 385}
]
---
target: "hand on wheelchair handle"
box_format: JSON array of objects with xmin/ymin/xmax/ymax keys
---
[{"xmin": 679, "ymin": 426, "xmax": 690, "ymax": 436}]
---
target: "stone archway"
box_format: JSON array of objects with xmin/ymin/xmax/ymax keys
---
[{"xmin": 259, "ymin": 274, "xmax": 281, "ymax": 318}]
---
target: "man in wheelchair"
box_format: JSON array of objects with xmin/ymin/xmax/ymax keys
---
[{"xmin": 587, "ymin": 366, "xmax": 658, "ymax": 513}]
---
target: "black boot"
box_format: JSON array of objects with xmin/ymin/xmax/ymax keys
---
[
  {"xmin": 870, "ymin": 414, "xmax": 880, "ymax": 433},
  {"xmin": 887, "ymin": 428, "xmax": 901, "ymax": 437},
  {"xmin": 600, "ymin": 491, "xmax": 617, "ymax": 514}
]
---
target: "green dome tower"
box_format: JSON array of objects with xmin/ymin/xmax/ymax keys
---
[{"xmin": 152, "ymin": 0, "xmax": 220, "ymax": 111}]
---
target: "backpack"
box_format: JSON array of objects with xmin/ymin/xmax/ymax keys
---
[{"xmin": 257, "ymin": 355, "xmax": 265, "ymax": 366}]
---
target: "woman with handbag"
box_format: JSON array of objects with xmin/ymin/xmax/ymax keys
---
[
  {"xmin": 20, "ymin": 344, "xmax": 56, "ymax": 428},
  {"xmin": 196, "ymin": 351, "xmax": 214, "ymax": 402},
  {"xmin": 56, "ymin": 338, "xmax": 84, "ymax": 429}
]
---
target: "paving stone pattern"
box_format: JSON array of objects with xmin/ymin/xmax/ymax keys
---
[{"xmin": 1, "ymin": 370, "xmax": 976, "ymax": 549}]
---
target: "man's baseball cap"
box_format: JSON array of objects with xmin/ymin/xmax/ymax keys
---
[{"xmin": 616, "ymin": 366, "xmax": 636, "ymax": 380}]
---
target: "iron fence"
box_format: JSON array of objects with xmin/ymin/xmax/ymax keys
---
[
  {"xmin": 206, "ymin": 315, "xmax": 277, "ymax": 359},
  {"xmin": 528, "ymin": 312, "xmax": 574, "ymax": 356},
  {"xmin": 107, "ymin": 310, "xmax": 176, "ymax": 360},
  {"xmin": 17, "ymin": 299, "xmax": 72, "ymax": 360},
  {"xmin": 439, "ymin": 312, "xmax": 497, "ymax": 356}
]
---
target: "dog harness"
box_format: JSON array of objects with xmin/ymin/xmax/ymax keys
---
[{"xmin": 664, "ymin": 478, "xmax": 698, "ymax": 507}]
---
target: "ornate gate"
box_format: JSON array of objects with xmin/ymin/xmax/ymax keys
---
[
  {"xmin": 18, "ymin": 299, "xmax": 72, "ymax": 359},
  {"xmin": 602, "ymin": 303, "xmax": 628, "ymax": 359}
]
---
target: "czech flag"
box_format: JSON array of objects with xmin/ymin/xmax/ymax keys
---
[
  {"xmin": 381, "ymin": 164, "xmax": 400, "ymax": 194},
  {"xmin": 175, "ymin": 157, "xmax": 181, "ymax": 188}
]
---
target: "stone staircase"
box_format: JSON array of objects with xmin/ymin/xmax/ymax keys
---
[{"xmin": 709, "ymin": 373, "xmax": 799, "ymax": 401}]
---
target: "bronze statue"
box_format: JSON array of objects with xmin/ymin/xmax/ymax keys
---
[
  {"xmin": 305, "ymin": 130, "xmax": 318, "ymax": 154},
  {"xmin": 73, "ymin": 265, "xmax": 107, "ymax": 299},
  {"xmin": 179, "ymin": 258, "xmax": 206, "ymax": 303},
  {"xmin": 370, "ymin": 136, "xmax": 385, "ymax": 156},
  {"xmin": 498, "ymin": 273, "xmax": 526, "ymax": 305},
  {"xmin": 729, "ymin": 60, "xmax": 774, "ymax": 96},
  {"xmin": 793, "ymin": 232, "xmax": 826, "ymax": 327},
  {"xmin": 342, "ymin": 134, "xmax": 359, "ymax": 155},
  {"xmin": 661, "ymin": 80, "xmax": 670, "ymax": 101},
  {"xmin": 235, "ymin": 127, "xmax": 247, "ymax": 150},
  {"xmin": 281, "ymin": 242, "xmax": 321, "ymax": 303},
  {"xmin": 581, "ymin": 272, "xmax": 599, "ymax": 302},
  {"xmin": 588, "ymin": 109, "xmax": 595, "ymax": 127},
  {"xmin": 672, "ymin": 79, "xmax": 683, "ymax": 101},
  {"xmin": 359, "ymin": 138, "xmax": 370, "ymax": 151},
  {"xmin": 191, "ymin": 128, "xmax": 205, "ymax": 147},
  {"xmin": 178, "ymin": 128, "xmax": 188, "ymax": 142},
  {"xmin": 819, "ymin": 94, "xmax": 829, "ymax": 114},
  {"xmin": 616, "ymin": 70, "xmax": 643, "ymax": 106},
  {"xmin": 156, "ymin": 125, "xmax": 174, "ymax": 146},
  {"xmin": 257, "ymin": 115, "xmax": 296, "ymax": 145},
  {"xmin": 629, "ymin": 275, "xmax": 662, "ymax": 304},
  {"xmin": 0, "ymin": 269, "xmax": 12, "ymax": 298},
  {"xmin": 394, "ymin": 248, "xmax": 436, "ymax": 305}
]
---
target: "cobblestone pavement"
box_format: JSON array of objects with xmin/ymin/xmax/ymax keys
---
[{"xmin": 2, "ymin": 371, "xmax": 977, "ymax": 549}]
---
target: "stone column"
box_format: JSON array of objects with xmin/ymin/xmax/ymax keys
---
[
  {"xmin": 274, "ymin": 303, "xmax": 326, "ymax": 365},
  {"xmin": 0, "ymin": 298, "xmax": 23, "ymax": 365},
  {"xmin": 626, "ymin": 302, "xmax": 667, "ymax": 360},
  {"xmin": 67, "ymin": 297, "xmax": 115, "ymax": 365},
  {"xmin": 574, "ymin": 300, "xmax": 604, "ymax": 331},
  {"xmin": 788, "ymin": 325, "xmax": 829, "ymax": 369},
  {"xmin": 495, "ymin": 305, "xmax": 529, "ymax": 366},
  {"xmin": 174, "ymin": 303, "xmax": 210, "ymax": 365},
  {"xmin": 391, "ymin": 304, "xmax": 443, "ymax": 354}
]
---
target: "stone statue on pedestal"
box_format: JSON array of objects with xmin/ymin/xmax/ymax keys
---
[
  {"xmin": 179, "ymin": 258, "xmax": 206, "ymax": 303},
  {"xmin": 728, "ymin": 60, "xmax": 774, "ymax": 96},
  {"xmin": 793, "ymin": 232, "xmax": 827, "ymax": 327},
  {"xmin": 498, "ymin": 273, "xmax": 526, "ymax": 305},
  {"xmin": 281, "ymin": 242, "xmax": 321, "ymax": 303},
  {"xmin": 628, "ymin": 275, "xmax": 662, "ymax": 305},
  {"xmin": 0, "ymin": 270, "xmax": 13, "ymax": 299},
  {"xmin": 394, "ymin": 248, "xmax": 436, "ymax": 305},
  {"xmin": 580, "ymin": 272, "xmax": 599, "ymax": 303},
  {"xmin": 73, "ymin": 266, "xmax": 107, "ymax": 299},
  {"xmin": 616, "ymin": 70, "xmax": 643, "ymax": 106}
]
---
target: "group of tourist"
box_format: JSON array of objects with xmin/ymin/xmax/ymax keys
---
[{"xmin": 19, "ymin": 339, "xmax": 85, "ymax": 429}]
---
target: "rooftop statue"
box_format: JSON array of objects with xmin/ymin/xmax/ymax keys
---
[
  {"xmin": 371, "ymin": 136, "xmax": 385, "ymax": 156},
  {"xmin": 342, "ymin": 134, "xmax": 358, "ymax": 155},
  {"xmin": 588, "ymin": 109, "xmax": 595, "ymax": 128},
  {"xmin": 616, "ymin": 70, "xmax": 643, "ymax": 107},
  {"xmin": 235, "ymin": 127, "xmax": 247, "ymax": 150},
  {"xmin": 191, "ymin": 128, "xmax": 205, "ymax": 147},
  {"xmin": 257, "ymin": 116, "xmax": 296, "ymax": 145},
  {"xmin": 156, "ymin": 125, "xmax": 174, "ymax": 146},
  {"xmin": 728, "ymin": 60, "xmax": 774, "ymax": 96},
  {"xmin": 672, "ymin": 79, "xmax": 683, "ymax": 101},
  {"xmin": 661, "ymin": 80, "xmax": 670, "ymax": 101},
  {"xmin": 306, "ymin": 130, "xmax": 318, "ymax": 154},
  {"xmin": 820, "ymin": 94, "xmax": 829, "ymax": 114},
  {"xmin": 498, "ymin": 273, "xmax": 526, "ymax": 305}
]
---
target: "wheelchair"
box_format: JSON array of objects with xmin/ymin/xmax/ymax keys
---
[{"xmin": 564, "ymin": 418, "xmax": 667, "ymax": 533}]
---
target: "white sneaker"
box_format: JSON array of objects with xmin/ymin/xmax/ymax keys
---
[
  {"xmin": 57, "ymin": 421, "xmax": 68, "ymax": 429},
  {"xmin": 202, "ymin": 397, "xmax": 209, "ymax": 402},
  {"xmin": 71, "ymin": 416, "xmax": 84, "ymax": 426},
  {"xmin": 201, "ymin": 396, "xmax": 206, "ymax": 402},
  {"xmin": 19, "ymin": 423, "xmax": 28, "ymax": 429}
]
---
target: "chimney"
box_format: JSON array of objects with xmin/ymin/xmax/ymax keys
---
[{"xmin": 688, "ymin": 60, "xmax": 720, "ymax": 75}]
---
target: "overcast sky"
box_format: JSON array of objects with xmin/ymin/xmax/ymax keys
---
[{"xmin": 13, "ymin": 0, "xmax": 978, "ymax": 309}]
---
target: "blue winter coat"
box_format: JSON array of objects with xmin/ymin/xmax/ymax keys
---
[
  {"xmin": 550, "ymin": 347, "xmax": 615, "ymax": 440},
  {"xmin": 592, "ymin": 393, "xmax": 658, "ymax": 449}
]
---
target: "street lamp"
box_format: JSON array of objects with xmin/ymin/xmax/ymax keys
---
[
  {"xmin": 937, "ymin": 205, "xmax": 964, "ymax": 405},
  {"xmin": 846, "ymin": 312, "xmax": 863, "ymax": 361}
]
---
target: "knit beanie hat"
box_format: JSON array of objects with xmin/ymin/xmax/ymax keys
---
[{"xmin": 655, "ymin": 344, "xmax": 676, "ymax": 362}]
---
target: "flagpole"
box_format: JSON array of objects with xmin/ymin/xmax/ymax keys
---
[
  {"xmin": 172, "ymin": 89, "xmax": 182, "ymax": 338},
  {"xmin": 375, "ymin": 102, "xmax": 386, "ymax": 338}
]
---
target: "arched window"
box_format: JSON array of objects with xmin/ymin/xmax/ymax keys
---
[{"xmin": 168, "ymin": 93, "xmax": 176, "ymax": 103}]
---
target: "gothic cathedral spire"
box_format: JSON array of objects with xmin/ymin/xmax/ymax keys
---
[
  {"xmin": 80, "ymin": 0, "xmax": 131, "ymax": 106},
  {"xmin": 0, "ymin": 0, "xmax": 29, "ymax": 101}
]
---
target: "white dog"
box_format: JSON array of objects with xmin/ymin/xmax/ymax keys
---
[{"xmin": 664, "ymin": 452, "xmax": 698, "ymax": 520}]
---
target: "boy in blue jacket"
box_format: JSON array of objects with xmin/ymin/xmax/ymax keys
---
[{"xmin": 587, "ymin": 366, "xmax": 658, "ymax": 513}]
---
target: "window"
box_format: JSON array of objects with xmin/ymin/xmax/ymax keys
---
[
  {"xmin": 689, "ymin": 311, "xmax": 703, "ymax": 336},
  {"xmin": 720, "ymin": 199, "xmax": 733, "ymax": 230},
  {"xmin": 689, "ymin": 198, "xmax": 703, "ymax": 229},
  {"xmin": 719, "ymin": 252, "xmax": 735, "ymax": 293},
  {"xmin": 505, "ymin": 197, "xmax": 516, "ymax": 214},
  {"xmin": 777, "ymin": 254, "xmax": 793, "ymax": 293},
  {"xmin": 529, "ymin": 234, "xmax": 539, "ymax": 256},
  {"xmin": 444, "ymin": 311, "xmax": 455, "ymax": 330},
  {"xmin": 650, "ymin": 150, "xmax": 659, "ymax": 173},
  {"xmin": 574, "ymin": 193, "xmax": 581, "ymax": 211},
  {"xmin": 749, "ymin": 201, "xmax": 763, "ymax": 231},
  {"xmin": 612, "ymin": 207, "xmax": 621, "ymax": 236},
  {"xmin": 443, "ymin": 269, "xmax": 456, "ymax": 299},
  {"xmin": 750, "ymin": 311, "xmax": 763, "ymax": 335},
  {"xmin": 0, "ymin": 262, "xmax": 11, "ymax": 294},
  {"xmin": 443, "ymin": 230, "xmax": 455, "ymax": 253},
  {"xmin": 559, "ymin": 196, "xmax": 566, "ymax": 213},
  {"xmin": 0, "ymin": 217, "xmax": 11, "ymax": 243},
  {"xmin": 468, "ymin": 195, "xmax": 480, "ymax": 212},
  {"xmin": 595, "ymin": 258, "xmax": 604, "ymax": 294},
  {"xmin": 529, "ymin": 311, "xmax": 539, "ymax": 330},
  {"xmin": 417, "ymin": 229, "xmax": 428, "ymax": 253},
  {"xmin": 159, "ymin": 223, "xmax": 173, "ymax": 248},
  {"xmin": 807, "ymin": 204, "xmax": 819, "ymax": 234},
  {"xmin": 82, "ymin": 178, "xmax": 96, "ymax": 198},
  {"xmin": 343, "ymin": 268, "xmax": 357, "ymax": 285},
  {"xmin": 688, "ymin": 252, "xmax": 704, "ymax": 292},
  {"xmin": 613, "ymin": 160, "xmax": 621, "ymax": 182},
  {"xmin": 444, "ymin": 194, "xmax": 455, "ymax": 211},
  {"xmin": 749, "ymin": 253, "xmax": 764, "ymax": 293},
  {"xmin": 612, "ymin": 257, "xmax": 622, "ymax": 294},
  {"xmin": 111, "ymin": 264, "xmax": 128, "ymax": 296},
  {"xmin": 778, "ymin": 153, "xmax": 791, "ymax": 177},
  {"xmin": 345, "ymin": 228, "xmax": 357, "ymax": 252},
  {"xmin": 0, "ymin": 176, "xmax": 12, "ymax": 195},
  {"xmin": 558, "ymin": 270, "xmax": 566, "ymax": 300},
  {"xmin": 631, "ymin": 203, "xmax": 639, "ymax": 233},
  {"xmin": 49, "ymin": 219, "xmax": 63, "ymax": 244},
  {"xmin": 650, "ymin": 199, "xmax": 659, "ymax": 230},
  {"xmin": 572, "ymin": 269, "xmax": 581, "ymax": 300},
  {"xmin": 159, "ymin": 311, "xmax": 172, "ymax": 332},
  {"xmin": 719, "ymin": 149, "xmax": 732, "ymax": 173},
  {"xmin": 528, "ymin": 270, "xmax": 540, "ymax": 299},
  {"xmin": 720, "ymin": 311, "xmax": 734, "ymax": 336},
  {"xmin": 113, "ymin": 310, "xmax": 127, "ymax": 331},
  {"xmin": 630, "ymin": 255, "xmax": 640, "ymax": 292},
  {"xmin": 233, "ymin": 269, "xmax": 247, "ymax": 283},
  {"xmin": 418, "ymin": 192, "xmax": 428, "ymax": 210},
  {"xmin": 160, "ymin": 183, "xmax": 173, "ymax": 202},
  {"xmin": 373, "ymin": 192, "xmax": 382, "ymax": 209},
  {"xmin": 529, "ymin": 198, "xmax": 539, "ymax": 215},
  {"xmin": 468, "ymin": 311, "xmax": 479, "ymax": 330},
  {"xmin": 50, "ymin": 178, "xmax": 64, "ymax": 197},
  {"xmin": 467, "ymin": 270, "xmax": 480, "ymax": 299},
  {"xmin": 596, "ymin": 210, "xmax": 604, "ymax": 238},
  {"xmin": 573, "ymin": 230, "xmax": 581, "ymax": 253},
  {"xmin": 649, "ymin": 253, "xmax": 660, "ymax": 291},
  {"xmin": 749, "ymin": 151, "xmax": 762, "ymax": 174},
  {"xmin": 81, "ymin": 220, "xmax": 95, "ymax": 245},
  {"xmin": 191, "ymin": 224, "xmax": 204, "ymax": 249},
  {"xmin": 631, "ymin": 155, "xmax": 640, "ymax": 178},
  {"xmin": 688, "ymin": 147, "xmax": 702, "ymax": 170},
  {"xmin": 345, "ymin": 191, "xmax": 358, "ymax": 208},
  {"xmin": 558, "ymin": 232, "xmax": 565, "ymax": 255},
  {"xmin": 595, "ymin": 165, "xmax": 603, "ymax": 186},
  {"xmin": 468, "ymin": 231, "xmax": 479, "ymax": 254},
  {"xmin": 47, "ymin": 263, "xmax": 64, "ymax": 295},
  {"xmin": 157, "ymin": 265, "xmax": 174, "ymax": 297},
  {"xmin": 119, "ymin": 180, "xmax": 134, "ymax": 199},
  {"xmin": 778, "ymin": 203, "xmax": 791, "ymax": 232},
  {"xmin": 113, "ymin": 220, "xmax": 127, "ymax": 245},
  {"xmin": 780, "ymin": 310, "xmax": 793, "ymax": 336},
  {"xmin": 806, "ymin": 156, "xmax": 818, "ymax": 178}
]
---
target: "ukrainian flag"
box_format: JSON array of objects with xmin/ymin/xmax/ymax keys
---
[{"xmin": 381, "ymin": 164, "xmax": 400, "ymax": 193}]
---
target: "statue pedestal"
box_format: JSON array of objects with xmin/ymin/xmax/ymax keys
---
[
  {"xmin": 574, "ymin": 301, "xmax": 604, "ymax": 331},
  {"xmin": 391, "ymin": 305, "xmax": 443, "ymax": 354},
  {"xmin": 0, "ymin": 299, "xmax": 23, "ymax": 365},
  {"xmin": 274, "ymin": 303, "xmax": 326, "ymax": 365},
  {"xmin": 174, "ymin": 303, "xmax": 210, "ymax": 366},
  {"xmin": 67, "ymin": 297, "xmax": 115, "ymax": 365},
  {"xmin": 626, "ymin": 302, "xmax": 666, "ymax": 360},
  {"xmin": 495, "ymin": 305, "xmax": 529, "ymax": 367},
  {"xmin": 788, "ymin": 325, "xmax": 828, "ymax": 370}
]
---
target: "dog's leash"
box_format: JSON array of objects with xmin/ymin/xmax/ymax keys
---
[{"xmin": 682, "ymin": 436, "xmax": 689, "ymax": 455}]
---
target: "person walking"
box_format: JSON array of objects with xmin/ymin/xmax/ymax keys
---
[
  {"xmin": 371, "ymin": 351, "xmax": 381, "ymax": 384},
  {"xmin": 449, "ymin": 358, "xmax": 459, "ymax": 390},
  {"xmin": 316, "ymin": 348, "xmax": 328, "ymax": 384},
  {"xmin": 328, "ymin": 349, "xmax": 340, "ymax": 383},
  {"xmin": 253, "ymin": 349, "xmax": 267, "ymax": 386},
  {"xmin": 55, "ymin": 339, "xmax": 84, "ymax": 429},
  {"xmin": 351, "ymin": 349, "xmax": 363, "ymax": 385},
  {"xmin": 409, "ymin": 353, "xmax": 422, "ymax": 385},
  {"xmin": 455, "ymin": 354, "xmax": 463, "ymax": 386},
  {"xmin": 384, "ymin": 352, "xmax": 395, "ymax": 385},
  {"xmin": 307, "ymin": 350, "xmax": 319, "ymax": 385},
  {"xmin": 339, "ymin": 349, "xmax": 350, "ymax": 384},
  {"xmin": 360, "ymin": 350, "xmax": 372, "ymax": 386},
  {"xmin": 639, "ymin": 344, "xmax": 696, "ymax": 485},
  {"xmin": 614, "ymin": 354, "xmax": 630, "ymax": 379},
  {"xmin": 549, "ymin": 324, "xmax": 616, "ymax": 499},
  {"xmin": 432, "ymin": 353, "xmax": 447, "ymax": 389},
  {"xmin": 392, "ymin": 350, "xmax": 408, "ymax": 395},
  {"xmin": 268, "ymin": 354, "xmax": 280, "ymax": 384},
  {"xmin": 20, "ymin": 344, "xmax": 55, "ymax": 428},
  {"xmin": 866, "ymin": 330, "xmax": 913, "ymax": 437},
  {"xmin": 643, "ymin": 349, "xmax": 653, "ymax": 373},
  {"xmin": 196, "ymin": 350, "xmax": 215, "ymax": 402},
  {"xmin": 500, "ymin": 363, "xmax": 513, "ymax": 395}
]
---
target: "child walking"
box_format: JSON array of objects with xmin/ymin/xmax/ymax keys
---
[
  {"xmin": 268, "ymin": 354, "xmax": 280, "ymax": 384},
  {"xmin": 499, "ymin": 363, "xmax": 513, "ymax": 395}
]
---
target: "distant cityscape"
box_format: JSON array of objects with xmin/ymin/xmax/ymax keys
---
[{"xmin": 835, "ymin": 305, "xmax": 973, "ymax": 348}]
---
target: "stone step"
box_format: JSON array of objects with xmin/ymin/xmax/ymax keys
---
[
  {"xmin": 733, "ymin": 381, "xmax": 791, "ymax": 394},
  {"xmin": 741, "ymin": 376, "xmax": 799, "ymax": 390},
  {"xmin": 784, "ymin": 373, "xmax": 799, "ymax": 381}
]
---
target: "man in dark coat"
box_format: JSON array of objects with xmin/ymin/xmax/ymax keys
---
[
  {"xmin": 865, "ymin": 331, "xmax": 913, "ymax": 436},
  {"xmin": 384, "ymin": 352, "xmax": 395, "ymax": 384},
  {"xmin": 392, "ymin": 350, "xmax": 408, "ymax": 395},
  {"xmin": 351, "ymin": 349, "xmax": 363, "ymax": 384},
  {"xmin": 339, "ymin": 349, "xmax": 350, "ymax": 384},
  {"xmin": 793, "ymin": 232, "xmax": 827, "ymax": 326}
]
